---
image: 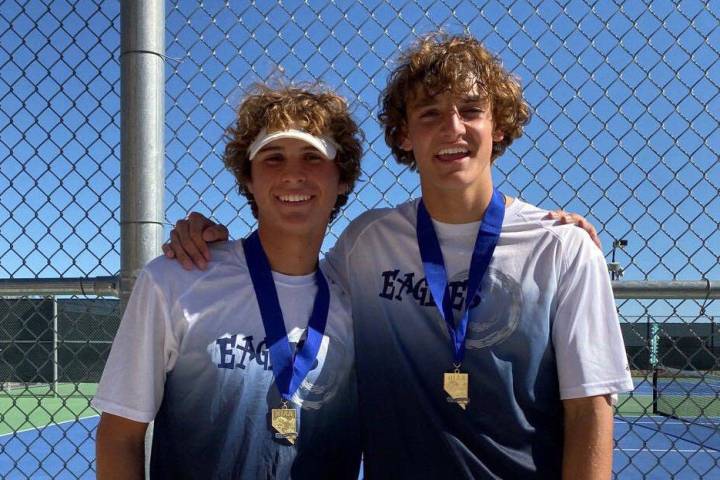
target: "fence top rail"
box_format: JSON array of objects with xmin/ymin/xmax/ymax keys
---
[
  {"xmin": 0, "ymin": 278, "xmax": 716, "ymax": 300},
  {"xmin": 611, "ymin": 280, "xmax": 719, "ymax": 300},
  {"xmin": 0, "ymin": 277, "xmax": 119, "ymax": 297}
]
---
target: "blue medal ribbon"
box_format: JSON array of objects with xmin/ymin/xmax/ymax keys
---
[
  {"xmin": 416, "ymin": 189, "xmax": 505, "ymax": 365},
  {"xmin": 242, "ymin": 230, "xmax": 330, "ymax": 402}
]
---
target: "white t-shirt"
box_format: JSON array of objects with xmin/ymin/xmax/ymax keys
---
[
  {"xmin": 324, "ymin": 197, "xmax": 633, "ymax": 479},
  {"xmin": 92, "ymin": 240, "xmax": 360, "ymax": 479}
]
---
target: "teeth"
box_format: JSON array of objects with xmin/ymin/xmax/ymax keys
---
[
  {"xmin": 278, "ymin": 194, "xmax": 311, "ymax": 203},
  {"xmin": 437, "ymin": 147, "xmax": 470, "ymax": 156}
]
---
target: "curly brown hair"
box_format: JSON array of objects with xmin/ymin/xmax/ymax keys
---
[
  {"xmin": 224, "ymin": 84, "xmax": 363, "ymax": 220},
  {"xmin": 379, "ymin": 33, "xmax": 530, "ymax": 169}
]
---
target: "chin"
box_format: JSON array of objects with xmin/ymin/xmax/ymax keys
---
[
  {"xmin": 432, "ymin": 171, "xmax": 481, "ymax": 189},
  {"xmin": 277, "ymin": 215, "xmax": 329, "ymax": 234}
]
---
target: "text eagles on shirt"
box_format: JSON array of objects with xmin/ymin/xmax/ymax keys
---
[{"xmin": 379, "ymin": 269, "xmax": 481, "ymax": 310}]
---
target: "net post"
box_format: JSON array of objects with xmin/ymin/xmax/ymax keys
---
[
  {"xmin": 651, "ymin": 367, "xmax": 659, "ymax": 415},
  {"xmin": 52, "ymin": 296, "xmax": 58, "ymax": 398}
]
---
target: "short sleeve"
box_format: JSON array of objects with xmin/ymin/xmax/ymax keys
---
[
  {"xmin": 323, "ymin": 231, "xmax": 353, "ymax": 295},
  {"xmin": 91, "ymin": 268, "xmax": 178, "ymax": 422},
  {"xmin": 552, "ymin": 232, "xmax": 634, "ymax": 400}
]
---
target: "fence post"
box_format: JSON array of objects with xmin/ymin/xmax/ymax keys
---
[
  {"xmin": 120, "ymin": 0, "xmax": 165, "ymax": 306},
  {"xmin": 120, "ymin": 0, "xmax": 165, "ymax": 473}
]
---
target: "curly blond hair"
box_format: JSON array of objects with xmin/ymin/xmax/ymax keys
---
[
  {"xmin": 224, "ymin": 84, "xmax": 363, "ymax": 220},
  {"xmin": 379, "ymin": 33, "xmax": 530, "ymax": 169}
]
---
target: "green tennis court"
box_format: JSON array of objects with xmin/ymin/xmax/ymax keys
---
[{"xmin": 0, "ymin": 383, "xmax": 98, "ymax": 436}]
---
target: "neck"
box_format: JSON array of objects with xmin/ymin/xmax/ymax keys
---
[
  {"xmin": 256, "ymin": 224, "xmax": 323, "ymax": 276},
  {"xmin": 420, "ymin": 176, "xmax": 495, "ymax": 224}
]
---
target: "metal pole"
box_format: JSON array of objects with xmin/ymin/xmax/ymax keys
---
[
  {"xmin": 0, "ymin": 277, "xmax": 119, "ymax": 297},
  {"xmin": 121, "ymin": 1, "xmax": 165, "ymax": 474},
  {"xmin": 611, "ymin": 280, "xmax": 720, "ymax": 299},
  {"xmin": 120, "ymin": 0, "xmax": 165, "ymax": 306}
]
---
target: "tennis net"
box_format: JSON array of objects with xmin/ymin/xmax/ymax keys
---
[{"xmin": 653, "ymin": 367, "xmax": 720, "ymax": 429}]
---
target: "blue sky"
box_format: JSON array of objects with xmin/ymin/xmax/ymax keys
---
[{"xmin": 1, "ymin": 0, "xmax": 718, "ymax": 319}]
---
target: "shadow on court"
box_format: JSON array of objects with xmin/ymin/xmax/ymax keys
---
[
  {"xmin": 614, "ymin": 416, "xmax": 720, "ymax": 479},
  {"xmin": 1, "ymin": 415, "xmax": 718, "ymax": 479}
]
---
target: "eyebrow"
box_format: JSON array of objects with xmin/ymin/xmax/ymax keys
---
[
  {"xmin": 458, "ymin": 95, "xmax": 487, "ymax": 104},
  {"xmin": 409, "ymin": 96, "xmax": 439, "ymax": 109},
  {"xmin": 409, "ymin": 94, "xmax": 489, "ymax": 109}
]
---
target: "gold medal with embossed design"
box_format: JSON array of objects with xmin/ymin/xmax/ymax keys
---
[
  {"xmin": 444, "ymin": 368, "xmax": 469, "ymax": 409},
  {"xmin": 271, "ymin": 403, "xmax": 298, "ymax": 444}
]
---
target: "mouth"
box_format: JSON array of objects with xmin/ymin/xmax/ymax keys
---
[
  {"xmin": 434, "ymin": 146, "xmax": 471, "ymax": 162},
  {"xmin": 275, "ymin": 193, "xmax": 314, "ymax": 204}
]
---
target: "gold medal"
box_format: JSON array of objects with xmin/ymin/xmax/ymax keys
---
[
  {"xmin": 271, "ymin": 403, "xmax": 298, "ymax": 444},
  {"xmin": 444, "ymin": 368, "xmax": 469, "ymax": 410}
]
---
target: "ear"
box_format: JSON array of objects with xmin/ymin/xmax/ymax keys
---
[
  {"xmin": 399, "ymin": 134, "xmax": 413, "ymax": 152},
  {"xmin": 338, "ymin": 182, "xmax": 349, "ymax": 195},
  {"xmin": 245, "ymin": 179, "xmax": 254, "ymax": 194},
  {"xmin": 492, "ymin": 129, "xmax": 504, "ymax": 143}
]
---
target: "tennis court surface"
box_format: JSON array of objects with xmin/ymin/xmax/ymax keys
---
[
  {"xmin": 2, "ymin": 0, "xmax": 719, "ymax": 478},
  {"xmin": 2, "ymin": 377, "xmax": 718, "ymax": 479}
]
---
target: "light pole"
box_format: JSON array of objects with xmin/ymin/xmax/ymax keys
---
[{"xmin": 609, "ymin": 239, "xmax": 628, "ymax": 281}]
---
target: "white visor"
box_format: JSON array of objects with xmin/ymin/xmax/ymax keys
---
[{"xmin": 248, "ymin": 129, "xmax": 339, "ymax": 161}]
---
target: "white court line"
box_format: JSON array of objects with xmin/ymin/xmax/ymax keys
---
[
  {"xmin": 0, "ymin": 415, "xmax": 99, "ymax": 439},
  {"xmin": 615, "ymin": 419, "xmax": 718, "ymax": 427},
  {"xmin": 615, "ymin": 447, "xmax": 720, "ymax": 454},
  {"xmin": 615, "ymin": 419, "xmax": 693, "ymax": 424}
]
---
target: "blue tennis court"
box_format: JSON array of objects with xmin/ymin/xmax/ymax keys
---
[
  {"xmin": 2, "ymin": 415, "xmax": 718, "ymax": 479},
  {"xmin": 613, "ymin": 376, "xmax": 720, "ymax": 478},
  {"xmin": 614, "ymin": 417, "xmax": 720, "ymax": 479},
  {"xmin": 0, "ymin": 416, "xmax": 98, "ymax": 480}
]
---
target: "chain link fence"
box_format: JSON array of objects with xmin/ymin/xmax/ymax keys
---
[
  {"xmin": 1, "ymin": 0, "xmax": 718, "ymax": 478},
  {"xmin": 1, "ymin": 1, "xmax": 120, "ymax": 478}
]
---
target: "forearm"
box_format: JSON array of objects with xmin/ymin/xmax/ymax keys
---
[
  {"xmin": 96, "ymin": 413, "xmax": 148, "ymax": 480},
  {"xmin": 562, "ymin": 395, "xmax": 614, "ymax": 480}
]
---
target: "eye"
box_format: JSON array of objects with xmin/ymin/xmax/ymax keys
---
[
  {"xmin": 416, "ymin": 108, "xmax": 440, "ymax": 123},
  {"xmin": 260, "ymin": 154, "xmax": 283, "ymax": 164},
  {"xmin": 305, "ymin": 152, "xmax": 325, "ymax": 163},
  {"xmin": 419, "ymin": 109, "xmax": 439, "ymax": 119},
  {"xmin": 460, "ymin": 107, "xmax": 484, "ymax": 118}
]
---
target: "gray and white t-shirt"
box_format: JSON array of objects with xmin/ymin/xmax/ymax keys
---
[
  {"xmin": 93, "ymin": 240, "xmax": 360, "ymax": 479},
  {"xmin": 325, "ymin": 197, "xmax": 633, "ymax": 479}
]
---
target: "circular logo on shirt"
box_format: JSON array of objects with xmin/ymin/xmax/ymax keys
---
[
  {"xmin": 208, "ymin": 325, "xmax": 350, "ymax": 411},
  {"xmin": 448, "ymin": 267, "xmax": 523, "ymax": 349},
  {"xmin": 288, "ymin": 327, "xmax": 347, "ymax": 410}
]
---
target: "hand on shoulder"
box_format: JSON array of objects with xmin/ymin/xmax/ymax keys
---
[
  {"xmin": 162, "ymin": 212, "xmax": 230, "ymax": 270},
  {"xmin": 544, "ymin": 210, "xmax": 601, "ymax": 250}
]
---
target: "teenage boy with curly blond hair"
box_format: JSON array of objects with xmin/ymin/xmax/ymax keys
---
[
  {"xmin": 93, "ymin": 85, "xmax": 363, "ymax": 479},
  {"xmin": 165, "ymin": 34, "xmax": 632, "ymax": 479},
  {"xmin": 331, "ymin": 33, "xmax": 631, "ymax": 478}
]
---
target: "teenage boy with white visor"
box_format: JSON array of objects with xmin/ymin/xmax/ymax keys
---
[{"xmin": 93, "ymin": 85, "xmax": 363, "ymax": 479}]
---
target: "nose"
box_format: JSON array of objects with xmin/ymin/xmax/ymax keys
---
[
  {"xmin": 281, "ymin": 158, "xmax": 307, "ymax": 184},
  {"xmin": 442, "ymin": 108, "xmax": 466, "ymax": 138}
]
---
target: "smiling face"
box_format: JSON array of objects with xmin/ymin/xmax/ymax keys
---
[
  {"xmin": 379, "ymin": 34, "xmax": 530, "ymax": 173},
  {"xmin": 247, "ymin": 137, "xmax": 346, "ymax": 237},
  {"xmin": 400, "ymin": 87, "xmax": 504, "ymax": 199}
]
